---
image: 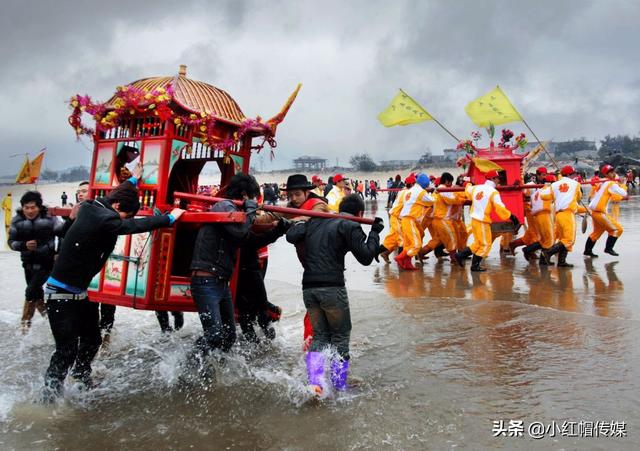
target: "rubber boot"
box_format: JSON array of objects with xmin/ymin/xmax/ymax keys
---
[
  {"xmin": 403, "ymin": 253, "xmax": 418, "ymax": 270},
  {"xmin": 509, "ymin": 238, "xmax": 525, "ymax": 255},
  {"xmin": 378, "ymin": 245, "xmax": 391, "ymax": 264},
  {"xmin": 21, "ymin": 301, "xmax": 37, "ymax": 335},
  {"xmin": 470, "ymin": 254, "xmax": 486, "ymax": 272},
  {"xmin": 522, "ymin": 242, "xmax": 542, "ymax": 261},
  {"xmin": 395, "ymin": 250, "xmax": 417, "ymax": 270},
  {"xmin": 542, "ymin": 242, "xmax": 564, "ymax": 266},
  {"xmin": 434, "ymin": 244, "xmax": 448, "ymax": 258},
  {"xmin": 557, "ymin": 249, "xmax": 574, "ymax": 268},
  {"xmin": 330, "ymin": 359, "xmax": 350, "ymax": 391},
  {"xmin": 35, "ymin": 299, "xmax": 47, "ymax": 317},
  {"xmin": 604, "ymin": 236, "xmax": 619, "ymax": 256},
  {"xmin": 454, "ymin": 247, "xmax": 472, "ymax": 268},
  {"xmin": 418, "ymin": 245, "xmax": 433, "ymax": 261},
  {"xmin": 539, "ymin": 250, "xmax": 550, "ymax": 266},
  {"xmin": 583, "ymin": 237, "xmax": 599, "ymax": 257},
  {"xmin": 305, "ymin": 352, "xmax": 326, "ymax": 395}
]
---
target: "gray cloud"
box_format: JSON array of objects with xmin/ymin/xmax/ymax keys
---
[{"xmin": 1, "ymin": 0, "xmax": 638, "ymax": 173}]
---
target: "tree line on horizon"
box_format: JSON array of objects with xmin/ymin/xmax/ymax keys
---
[{"xmin": 349, "ymin": 133, "xmax": 640, "ymax": 172}]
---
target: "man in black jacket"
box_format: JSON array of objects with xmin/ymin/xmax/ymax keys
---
[
  {"xmin": 41, "ymin": 178, "xmax": 183, "ymax": 401},
  {"xmin": 286, "ymin": 194, "xmax": 383, "ymax": 395},
  {"xmin": 8, "ymin": 191, "xmax": 63, "ymax": 334},
  {"xmin": 189, "ymin": 173, "xmax": 260, "ymax": 360}
]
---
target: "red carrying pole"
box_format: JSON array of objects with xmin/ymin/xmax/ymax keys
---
[{"xmin": 173, "ymin": 191, "xmax": 376, "ymax": 225}]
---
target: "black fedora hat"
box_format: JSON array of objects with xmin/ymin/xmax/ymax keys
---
[{"xmin": 283, "ymin": 174, "xmax": 315, "ymax": 191}]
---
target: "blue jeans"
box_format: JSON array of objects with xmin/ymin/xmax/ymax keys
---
[{"xmin": 190, "ymin": 276, "xmax": 236, "ymax": 352}]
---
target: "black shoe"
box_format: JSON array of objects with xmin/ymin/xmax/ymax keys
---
[
  {"xmin": 454, "ymin": 247, "xmax": 472, "ymax": 267},
  {"xmin": 434, "ymin": 245, "xmax": 448, "ymax": 258},
  {"xmin": 543, "ymin": 242, "xmax": 564, "ymax": 265},
  {"xmin": 604, "ymin": 236, "xmax": 619, "ymax": 256},
  {"xmin": 583, "ymin": 237, "xmax": 599, "ymax": 258},
  {"xmin": 523, "ymin": 243, "xmax": 542, "ymax": 261},
  {"xmin": 539, "ymin": 252, "xmax": 549, "ymax": 266},
  {"xmin": 470, "ymin": 255, "xmax": 486, "ymax": 272},
  {"xmin": 557, "ymin": 249, "xmax": 574, "ymax": 267}
]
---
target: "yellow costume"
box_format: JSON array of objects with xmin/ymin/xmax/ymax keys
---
[
  {"xmin": 2, "ymin": 193, "xmax": 12, "ymax": 245},
  {"xmin": 531, "ymin": 184, "xmax": 555, "ymax": 249},
  {"xmin": 381, "ymin": 187, "xmax": 409, "ymax": 253},
  {"xmin": 543, "ymin": 177, "xmax": 584, "ymax": 251},
  {"xmin": 398, "ymin": 184, "xmax": 434, "ymax": 257},
  {"xmin": 326, "ymin": 185, "xmax": 345, "ymax": 212},
  {"xmin": 424, "ymin": 188, "xmax": 465, "ymax": 254},
  {"xmin": 465, "ymin": 181, "xmax": 511, "ymax": 258},
  {"xmin": 588, "ymin": 180, "xmax": 627, "ymax": 241}
]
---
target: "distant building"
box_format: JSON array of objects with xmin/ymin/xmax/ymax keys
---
[
  {"xmin": 442, "ymin": 148, "xmax": 458, "ymax": 161},
  {"xmin": 293, "ymin": 156, "xmax": 327, "ymax": 171},
  {"xmin": 378, "ymin": 159, "xmax": 418, "ymax": 169}
]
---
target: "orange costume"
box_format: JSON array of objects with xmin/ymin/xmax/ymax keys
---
[
  {"xmin": 381, "ymin": 186, "xmax": 409, "ymax": 254},
  {"xmin": 395, "ymin": 175, "xmax": 434, "ymax": 269},
  {"xmin": 542, "ymin": 166, "xmax": 586, "ymax": 267},
  {"xmin": 465, "ymin": 180, "xmax": 512, "ymax": 258},
  {"xmin": 422, "ymin": 187, "xmax": 466, "ymax": 257},
  {"xmin": 531, "ymin": 182, "xmax": 555, "ymax": 249},
  {"xmin": 588, "ymin": 180, "xmax": 627, "ymax": 240}
]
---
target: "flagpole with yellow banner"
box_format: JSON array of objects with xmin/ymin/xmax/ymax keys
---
[
  {"xmin": 466, "ymin": 85, "xmax": 591, "ymax": 226},
  {"xmin": 15, "ymin": 155, "xmax": 31, "ymax": 184},
  {"xmin": 14, "ymin": 148, "xmax": 46, "ymax": 188},
  {"xmin": 378, "ymin": 89, "xmax": 460, "ymax": 142}
]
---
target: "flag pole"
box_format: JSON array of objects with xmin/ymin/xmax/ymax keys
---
[
  {"xmin": 518, "ymin": 115, "xmax": 592, "ymax": 222},
  {"xmin": 399, "ymin": 89, "xmax": 461, "ymax": 142}
]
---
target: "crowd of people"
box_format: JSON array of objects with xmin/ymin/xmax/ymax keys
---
[
  {"xmin": 377, "ymin": 163, "xmax": 630, "ymax": 272},
  {"xmin": 3, "ymin": 161, "xmax": 633, "ymax": 402},
  {"xmin": 5, "ymin": 170, "xmax": 384, "ymax": 401}
]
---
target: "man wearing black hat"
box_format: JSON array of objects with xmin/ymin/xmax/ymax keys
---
[{"xmin": 283, "ymin": 174, "xmax": 329, "ymax": 211}]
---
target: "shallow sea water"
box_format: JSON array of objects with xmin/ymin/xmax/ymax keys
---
[{"xmin": 1, "ymin": 194, "xmax": 639, "ymax": 450}]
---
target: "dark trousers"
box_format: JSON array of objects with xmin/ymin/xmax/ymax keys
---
[
  {"xmin": 303, "ymin": 286, "xmax": 351, "ymax": 359},
  {"xmin": 45, "ymin": 296, "xmax": 101, "ymax": 390},
  {"xmin": 190, "ymin": 276, "xmax": 236, "ymax": 352},
  {"xmin": 99, "ymin": 303, "xmax": 116, "ymax": 332},
  {"xmin": 156, "ymin": 311, "xmax": 184, "ymax": 332},
  {"xmin": 236, "ymin": 269, "xmax": 272, "ymax": 340},
  {"xmin": 23, "ymin": 264, "xmax": 51, "ymax": 300}
]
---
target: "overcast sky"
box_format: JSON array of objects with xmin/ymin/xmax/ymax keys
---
[{"xmin": 1, "ymin": 0, "xmax": 638, "ymax": 172}]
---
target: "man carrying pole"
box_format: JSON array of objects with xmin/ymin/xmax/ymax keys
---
[
  {"xmin": 542, "ymin": 165, "xmax": 586, "ymax": 267},
  {"xmin": 584, "ymin": 164, "xmax": 629, "ymax": 257},
  {"xmin": 455, "ymin": 170, "xmax": 518, "ymax": 271},
  {"xmin": 530, "ymin": 173, "xmax": 556, "ymax": 265},
  {"xmin": 395, "ymin": 173, "xmax": 434, "ymax": 270},
  {"xmin": 378, "ymin": 173, "xmax": 414, "ymax": 263}
]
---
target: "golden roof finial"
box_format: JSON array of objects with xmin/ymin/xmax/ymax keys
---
[{"xmin": 179, "ymin": 64, "xmax": 187, "ymax": 76}]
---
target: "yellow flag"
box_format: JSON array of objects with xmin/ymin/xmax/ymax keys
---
[
  {"xmin": 377, "ymin": 89, "xmax": 433, "ymax": 127},
  {"xmin": 472, "ymin": 157, "xmax": 504, "ymax": 173},
  {"xmin": 28, "ymin": 151, "xmax": 45, "ymax": 183},
  {"xmin": 465, "ymin": 86, "xmax": 522, "ymax": 127},
  {"xmin": 15, "ymin": 155, "xmax": 31, "ymax": 184}
]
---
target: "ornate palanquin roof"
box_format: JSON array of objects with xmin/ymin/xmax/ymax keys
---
[{"xmin": 105, "ymin": 65, "xmax": 246, "ymax": 124}]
